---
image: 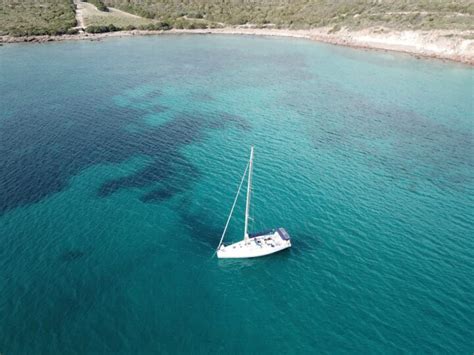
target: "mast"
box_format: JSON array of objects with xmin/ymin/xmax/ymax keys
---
[{"xmin": 244, "ymin": 146, "xmax": 254, "ymax": 241}]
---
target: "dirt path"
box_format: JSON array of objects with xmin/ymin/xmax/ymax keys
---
[
  {"xmin": 72, "ymin": 1, "xmax": 151, "ymax": 29},
  {"xmin": 73, "ymin": 0, "xmax": 86, "ymax": 30}
]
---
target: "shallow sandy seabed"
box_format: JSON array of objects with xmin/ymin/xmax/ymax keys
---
[{"xmin": 1, "ymin": 27, "xmax": 473, "ymax": 65}]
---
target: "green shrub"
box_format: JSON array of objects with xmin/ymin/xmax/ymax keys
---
[
  {"xmin": 172, "ymin": 19, "xmax": 195, "ymax": 29},
  {"xmin": 50, "ymin": 27, "xmax": 68, "ymax": 36},
  {"xmin": 328, "ymin": 24, "xmax": 341, "ymax": 34},
  {"xmin": 172, "ymin": 20, "xmax": 183, "ymax": 29},
  {"xmin": 85, "ymin": 0, "xmax": 109, "ymax": 12},
  {"xmin": 188, "ymin": 12, "xmax": 204, "ymax": 19},
  {"xmin": 193, "ymin": 22, "xmax": 208, "ymax": 29},
  {"xmin": 86, "ymin": 24, "xmax": 121, "ymax": 33},
  {"xmin": 138, "ymin": 22, "xmax": 172, "ymax": 31}
]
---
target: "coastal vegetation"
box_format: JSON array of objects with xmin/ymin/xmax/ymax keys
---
[
  {"xmin": 103, "ymin": 0, "xmax": 473, "ymax": 30},
  {"xmin": 0, "ymin": 0, "xmax": 76, "ymax": 36},
  {"xmin": 0, "ymin": 0, "xmax": 472, "ymax": 37},
  {"xmin": 85, "ymin": 24, "xmax": 118, "ymax": 33},
  {"xmin": 78, "ymin": 1, "xmax": 217, "ymax": 32},
  {"xmin": 85, "ymin": 21, "xmax": 172, "ymax": 33}
]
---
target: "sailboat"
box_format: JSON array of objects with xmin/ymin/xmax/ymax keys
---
[{"xmin": 216, "ymin": 146, "xmax": 291, "ymax": 259}]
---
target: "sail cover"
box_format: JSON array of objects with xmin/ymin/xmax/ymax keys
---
[{"xmin": 277, "ymin": 228, "xmax": 291, "ymax": 241}]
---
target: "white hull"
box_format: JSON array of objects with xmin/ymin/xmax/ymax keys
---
[
  {"xmin": 217, "ymin": 229, "xmax": 291, "ymax": 259},
  {"xmin": 215, "ymin": 147, "xmax": 292, "ymax": 259}
]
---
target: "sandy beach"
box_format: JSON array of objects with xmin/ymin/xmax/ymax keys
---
[{"xmin": 1, "ymin": 27, "xmax": 473, "ymax": 65}]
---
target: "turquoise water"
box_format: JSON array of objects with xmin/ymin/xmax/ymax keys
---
[{"xmin": 0, "ymin": 35, "xmax": 473, "ymax": 353}]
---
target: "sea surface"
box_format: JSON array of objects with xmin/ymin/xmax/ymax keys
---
[{"xmin": 0, "ymin": 35, "xmax": 473, "ymax": 354}]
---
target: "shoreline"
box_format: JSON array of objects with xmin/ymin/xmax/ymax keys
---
[{"xmin": 1, "ymin": 27, "xmax": 473, "ymax": 65}]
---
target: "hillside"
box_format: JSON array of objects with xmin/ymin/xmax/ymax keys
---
[
  {"xmin": 103, "ymin": 0, "xmax": 474, "ymax": 30},
  {"xmin": 1, "ymin": 1, "xmax": 473, "ymax": 37},
  {"xmin": 0, "ymin": 0, "xmax": 77, "ymax": 36}
]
